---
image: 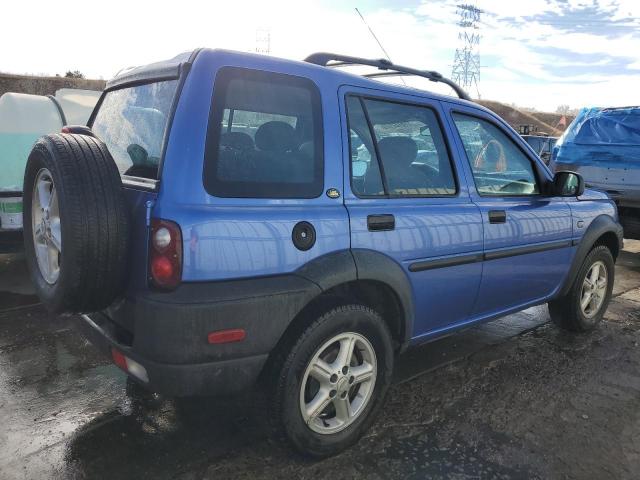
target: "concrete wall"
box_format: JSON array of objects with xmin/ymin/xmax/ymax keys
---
[{"xmin": 0, "ymin": 73, "xmax": 105, "ymax": 98}]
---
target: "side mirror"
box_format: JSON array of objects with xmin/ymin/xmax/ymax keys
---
[{"xmin": 552, "ymin": 171, "xmax": 585, "ymax": 197}]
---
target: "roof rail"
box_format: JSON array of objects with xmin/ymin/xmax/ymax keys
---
[{"xmin": 304, "ymin": 52, "xmax": 471, "ymax": 101}]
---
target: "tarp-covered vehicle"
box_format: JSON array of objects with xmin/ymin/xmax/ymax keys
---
[{"xmin": 550, "ymin": 107, "xmax": 640, "ymax": 239}]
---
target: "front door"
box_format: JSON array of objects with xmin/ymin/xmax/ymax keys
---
[
  {"xmin": 447, "ymin": 106, "xmax": 573, "ymax": 317},
  {"xmin": 341, "ymin": 88, "xmax": 484, "ymax": 339}
]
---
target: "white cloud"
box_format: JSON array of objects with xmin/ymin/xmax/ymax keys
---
[{"xmin": 0, "ymin": 0, "xmax": 638, "ymax": 111}]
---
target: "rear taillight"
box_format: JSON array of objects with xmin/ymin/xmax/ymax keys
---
[{"xmin": 149, "ymin": 218, "xmax": 182, "ymax": 289}]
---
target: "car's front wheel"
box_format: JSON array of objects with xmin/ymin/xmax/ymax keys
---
[
  {"xmin": 271, "ymin": 304, "xmax": 393, "ymax": 457},
  {"xmin": 549, "ymin": 245, "xmax": 615, "ymax": 332}
]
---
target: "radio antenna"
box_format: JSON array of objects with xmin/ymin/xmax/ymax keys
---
[{"xmin": 355, "ymin": 7, "xmax": 406, "ymax": 85}]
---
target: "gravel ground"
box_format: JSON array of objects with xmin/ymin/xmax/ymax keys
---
[{"xmin": 0, "ymin": 243, "xmax": 639, "ymax": 479}]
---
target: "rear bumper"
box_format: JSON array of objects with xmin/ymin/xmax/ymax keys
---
[
  {"xmin": 78, "ymin": 274, "xmax": 320, "ymax": 396},
  {"xmin": 77, "ymin": 312, "xmax": 268, "ymax": 397}
]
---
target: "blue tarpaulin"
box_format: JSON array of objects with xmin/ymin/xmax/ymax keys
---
[
  {"xmin": 553, "ymin": 107, "xmax": 640, "ymax": 168},
  {"xmin": 563, "ymin": 107, "xmax": 640, "ymax": 146}
]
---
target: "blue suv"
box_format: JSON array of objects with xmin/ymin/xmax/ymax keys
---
[{"xmin": 22, "ymin": 49, "xmax": 623, "ymax": 457}]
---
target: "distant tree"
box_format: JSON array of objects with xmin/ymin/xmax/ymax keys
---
[
  {"xmin": 64, "ymin": 70, "xmax": 85, "ymax": 79},
  {"xmin": 556, "ymin": 104, "xmax": 580, "ymax": 116}
]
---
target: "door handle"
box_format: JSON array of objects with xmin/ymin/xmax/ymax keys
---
[
  {"xmin": 488, "ymin": 210, "xmax": 507, "ymax": 224},
  {"xmin": 367, "ymin": 214, "xmax": 395, "ymax": 231}
]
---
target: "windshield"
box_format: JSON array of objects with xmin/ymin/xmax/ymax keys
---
[{"xmin": 92, "ymin": 80, "xmax": 178, "ymax": 180}]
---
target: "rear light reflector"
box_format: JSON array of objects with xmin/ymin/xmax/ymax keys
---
[
  {"xmin": 111, "ymin": 348, "xmax": 128, "ymax": 370},
  {"xmin": 111, "ymin": 348, "xmax": 149, "ymax": 383},
  {"xmin": 149, "ymin": 219, "xmax": 182, "ymax": 289},
  {"xmin": 208, "ymin": 328, "xmax": 246, "ymax": 344}
]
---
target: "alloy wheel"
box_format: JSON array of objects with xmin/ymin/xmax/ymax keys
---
[
  {"xmin": 580, "ymin": 260, "xmax": 607, "ymax": 318},
  {"xmin": 32, "ymin": 168, "xmax": 61, "ymax": 284},
  {"xmin": 299, "ymin": 332, "xmax": 377, "ymax": 435}
]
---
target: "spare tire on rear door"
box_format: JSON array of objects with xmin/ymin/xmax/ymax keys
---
[{"xmin": 23, "ymin": 133, "xmax": 130, "ymax": 313}]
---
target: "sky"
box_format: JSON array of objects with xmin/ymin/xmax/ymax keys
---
[{"xmin": 1, "ymin": 0, "xmax": 639, "ymax": 111}]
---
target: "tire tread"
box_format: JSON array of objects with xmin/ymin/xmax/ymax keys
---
[{"xmin": 23, "ymin": 133, "xmax": 130, "ymax": 313}]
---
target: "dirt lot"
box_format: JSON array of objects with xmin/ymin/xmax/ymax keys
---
[{"xmin": 1, "ymin": 243, "xmax": 640, "ymax": 479}]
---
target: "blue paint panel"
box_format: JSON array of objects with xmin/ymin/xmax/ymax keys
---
[
  {"xmin": 440, "ymin": 100, "xmax": 574, "ymax": 316},
  {"xmin": 409, "ymin": 260, "xmax": 483, "ymax": 334},
  {"xmin": 476, "ymin": 246, "xmax": 572, "ymax": 315},
  {"xmin": 338, "ymin": 85, "xmax": 484, "ymax": 337},
  {"xmin": 172, "ymin": 205, "xmax": 350, "ymax": 281},
  {"xmin": 479, "ymin": 198, "xmax": 573, "ymax": 248},
  {"xmin": 471, "ymin": 199, "xmax": 573, "ymax": 314},
  {"xmin": 569, "ymin": 196, "xmax": 618, "ymax": 243},
  {"xmin": 347, "ymin": 199, "xmax": 484, "ymax": 335},
  {"xmin": 155, "ymin": 49, "xmax": 350, "ymax": 282},
  {"xmin": 348, "ymin": 202, "xmax": 484, "ymax": 258}
]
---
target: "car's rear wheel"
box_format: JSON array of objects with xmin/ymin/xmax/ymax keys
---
[
  {"xmin": 23, "ymin": 133, "xmax": 130, "ymax": 313},
  {"xmin": 300, "ymin": 331, "xmax": 377, "ymax": 435},
  {"xmin": 271, "ymin": 304, "xmax": 393, "ymax": 457},
  {"xmin": 549, "ymin": 245, "xmax": 614, "ymax": 332}
]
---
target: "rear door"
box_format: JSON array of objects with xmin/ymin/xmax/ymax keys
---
[
  {"xmin": 340, "ymin": 86, "xmax": 484, "ymax": 339},
  {"xmin": 446, "ymin": 104, "xmax": 573, "ymax": 317}
]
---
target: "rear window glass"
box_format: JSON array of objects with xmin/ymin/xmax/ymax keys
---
[
  {"xmin": 91, "ymin": 80, "xmax": 178, "ymax": 180},
  {"xmin": 203, "ymin": 67, "xmax": 323, "ymax": 198}
]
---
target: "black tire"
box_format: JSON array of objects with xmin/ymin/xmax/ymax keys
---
[
  {"xmin": 23, "ymin": 133, "xmax": 130, "ymax": 313},
  {"xmin": 270, "ymin": 304, "xmax": 394, "ymax": 458},
  {"xmin": 548, "ymin": 245, "xmax": 614, "ymax": 332}
]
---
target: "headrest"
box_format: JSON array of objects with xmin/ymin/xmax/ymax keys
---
[
  {"xmin": 377, "ymin": 136, "xmax": 418, "ymax": 166},
  {"xmin": 254, "ymin": 121, "xmax": 296, "ymax": 153},
  {"xmin": 220, "ymin": 131, "xmax": 254, "ymax": 151}
]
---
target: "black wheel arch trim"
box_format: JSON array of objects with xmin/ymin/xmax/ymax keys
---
[
  {"xmin": 294, "ymin": 249, "xmax": 415, "ymax": 348},
  {"xmin": 558, "ymin": 214, "xmax": 623, "ymax": 298}
]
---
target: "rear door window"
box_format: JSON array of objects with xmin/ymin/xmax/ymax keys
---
[
  {"xmin": 91, "ymin": 80, "xmax": 178, "ymax": 180},
  {"xmin": 346, "ymin": 95, "xmax": 457, "ymax": 197},
  {"xmin": 203, "ymin": 67, "xmax": 323, "ymax": 198}
]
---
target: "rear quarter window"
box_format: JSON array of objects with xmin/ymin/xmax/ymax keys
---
[
  {"xmin": 203, "ymin": 67, "xmax": 323, "ymax": 198},
  {"xmin": 91, "ymin": 80, "xmax": 178, "ymax": 180}
]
